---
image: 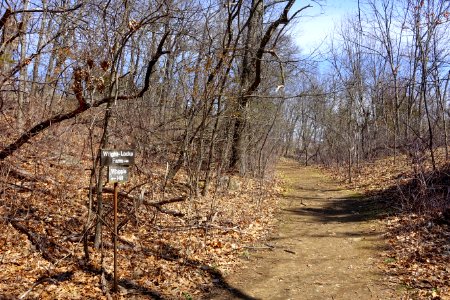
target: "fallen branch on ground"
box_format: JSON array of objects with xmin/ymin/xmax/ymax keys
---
[
  {"xmin": 8, "ymin": 218, "xmax": 67, "ymax": 263},
  {"xmin": 87, "ymin": 186, "xmax": 186, "ymax": 217},
  {"xmin": 0, "ymin": 162, "xmax": 57, "ymax": 185},
  {"xmin": 18, "ymin": 271, "xmax": 74, "ymax": 300}
]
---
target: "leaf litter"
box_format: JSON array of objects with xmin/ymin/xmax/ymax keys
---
[
  {"xmin": 0, "ymin": 123, "xmax": 280, "ymax": 299},
  {"xmin": 1, "ymin": 120, "xmax": 448, "ymax": 299},
  {"xmin": 327, "ymin": 149, "xmax": 450, "ymax": 299}
]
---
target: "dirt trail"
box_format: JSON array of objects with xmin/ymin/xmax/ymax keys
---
[{"xmin": 207, "ymin": 160, "xmax": 398, "ymax": 300}]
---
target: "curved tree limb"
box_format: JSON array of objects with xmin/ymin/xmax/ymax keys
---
[
  {"xmin": 0, "ymin": 31, "xmax": 170, "ymax": 161},
  {"xmin": 247, "ymin": 1, "xmax": 311, "ymax": 95}
]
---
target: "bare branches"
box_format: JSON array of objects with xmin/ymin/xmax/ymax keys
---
[
  {"xmin": 0, "ymin": 30, "xmax": 170, "ymax": 161},
  {"xmin": 248, "ymin": 1, "xmax": 311, "ymax": 95},
  {"xmin": 266, "ymin": 49, "xmax": 286, "ymax": 87}
]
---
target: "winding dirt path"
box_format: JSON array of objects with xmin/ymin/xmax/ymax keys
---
[{"xmin": 207, "ymin": 160, "xmax": 398, "ymax": 299}]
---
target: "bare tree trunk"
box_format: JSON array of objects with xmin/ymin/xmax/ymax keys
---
[
  {"xmin": 230, "ymin": 0, "xmax": 263, "ymax": 171},
  {"xmin": 442, "ymin": 71, "xmax": 450, "ymax": 159},
  {"xmin": 17, "ymin": 0, "xmax": 30, "ymax": 131},
  {"xmin": 31, "ymin": 0, "xmax": 47, "ymax": 96}
]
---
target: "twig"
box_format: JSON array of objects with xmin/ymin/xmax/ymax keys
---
[
  {"xmin": 243, "ymin": 245, "xmax": 274, "ymax": 250},
  {"xmin": 19, "ymin": 272, "xmax": 73, "ymax": 299}
]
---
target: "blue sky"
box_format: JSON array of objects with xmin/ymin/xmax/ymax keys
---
[{"xmin": 291, "ymin": 0, "xmax": 359, "ymax": 53}]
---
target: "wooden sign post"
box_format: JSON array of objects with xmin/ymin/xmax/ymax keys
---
[
  {"xmin": 113, "ymin": 181, "xmax": 118, "ymax": 291},
  {"xmin": 100, "ymin": 149, "xmax": 135, "ymax": 292}
]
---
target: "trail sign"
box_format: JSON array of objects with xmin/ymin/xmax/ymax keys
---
[
  {"xmin": 99, "ymin": 149, "xmax": 136, "ymax": 292},
  {"xmin": 101, "ymin": 149, "xmax": 135, "ymax": 166},
  {"xmin": 108, "ymin": 166, "xmax": 129, "ymax": 183}
]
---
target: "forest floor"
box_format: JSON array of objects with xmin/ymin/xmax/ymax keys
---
[
  {"xmin": 0, "ymin": 125, "xmax": 283, "ymax": 299},
  {"xmin": 207, "ymin": 159, "xmax": 401, "ymax": 299},
  {"xmin": 1, "ymin": 123, "xmax": 448, "ymax": 299}
]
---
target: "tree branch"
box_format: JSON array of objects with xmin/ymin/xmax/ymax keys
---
[
  {"xmin": 97, "ymin": 187, "xmax": 186, "ymax": 217},
  {"xmin": 0, "ymin": 32, "xmax": 170, "ymax": 161},
  {"xmin": 0, "ymin": 8, "xmax": 12, "ymax": 31},
  {"xmin": 247, "ymin": 1, "xmax": 311, "ymax": 95},
  {"xmin": 9, "ymin": 4, "xmax": 84, "ymax": 15},
  {"xmin": 138, "ymin": 31, "xmax": 171, "ymax": 97}
]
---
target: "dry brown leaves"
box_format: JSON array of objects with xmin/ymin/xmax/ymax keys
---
[
  {"xmin": 0, "ymin": 123, "xmax": 280, "ymax": 299},
  {"xmin": 381, "ymin": 215, "xmax": 450, "ymax": 299},
  {"xmin": 325, "ymin": 149, "xmax": 450, "ymax": 299}
]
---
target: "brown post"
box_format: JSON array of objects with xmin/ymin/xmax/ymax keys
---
[
  {"xmin": 113, "ymin": 181, "xmax": 118, "ymax": 292},
  {"xmin": 100, "ymin": 149, "xmax": 135, "ymax": 292}
]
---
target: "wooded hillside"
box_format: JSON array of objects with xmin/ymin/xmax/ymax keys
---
[{"xmin": 1, "ymin": 0, "xmax": 449, "ymax": 299}]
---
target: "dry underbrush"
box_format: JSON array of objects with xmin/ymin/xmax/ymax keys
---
[
  {"xmin": 0, "ymin": 122, "xmax": 281, "ymax": 299},
  {"xmin": 327, "ymin": 149, "xmax": 450, "ymax": 299}
]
